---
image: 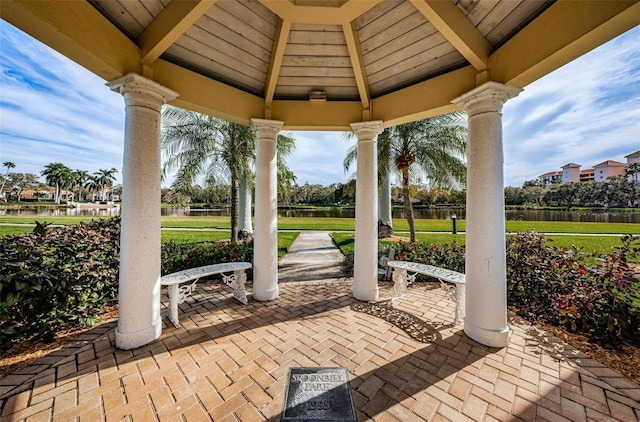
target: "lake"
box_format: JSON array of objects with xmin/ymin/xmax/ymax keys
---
[{"xmin": 1, "ymin": 206, "xmax": 639, "ymax": 223}]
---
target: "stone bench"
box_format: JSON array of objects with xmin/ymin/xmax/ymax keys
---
[
  {"xmin": 160, "ymin": 262, "xmax": 252, "ymax": 327},
  {"xmin": 387, "ymin": 260, "xmax": 466, "ymax": 325}
]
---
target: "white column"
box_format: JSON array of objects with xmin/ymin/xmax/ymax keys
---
[
  {"xmin": 379, "ymin": 172, "xmax": 393, "ymax": 225},
  {"xmin": 107, "ymin": 73, "xmax": 178, "ymax": 350},
  {"xmin": 452, "ymin": 81, "xmax": 521, "ymax": 348},
  {"xmin": 251, "ymin": 118, "xmax": 283, "ymax": 301},
  {"xmin": 238, "ymin": 176, "xmax": 253, "ymax": 235},
  {"xmin": 351, "ymin": 121, "xmax": 384, "ymax": 301}
]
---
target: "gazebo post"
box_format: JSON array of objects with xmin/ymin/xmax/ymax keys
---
[
  {"xmin": 251, "ymin": 118, "xmax": 283, "ymax": 301},
  {"xmin": 107, "ymin": 73, "xmax": 178, "ymax": 350},
  {"xmin": 453, "ymin": 82, "xmax": 521, "ymax": 348},
  {"xmin": 351, "ymin": 121, "xmax": 384, "ymax": 301}
]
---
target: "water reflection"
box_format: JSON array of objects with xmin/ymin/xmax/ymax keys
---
[{"xmin": 1, "ymin": 206, "xmax": 638, "ymax": 223}]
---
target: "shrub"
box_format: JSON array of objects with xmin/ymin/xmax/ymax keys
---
[
  {"xmin": 0, "ymin": 218, "xmax": 120, "ymax": 351},
  {"xmin": 507, "ymin": 232, "xmax": 639, "ymax": 348},
  {"xmin": 161, "ymin": 240, "xmax": 253, "ymax": 275}
]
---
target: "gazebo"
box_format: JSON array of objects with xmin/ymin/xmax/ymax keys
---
[{"xmin": 2, "ymin": 0, "xmax": 638, "ymax": 350}]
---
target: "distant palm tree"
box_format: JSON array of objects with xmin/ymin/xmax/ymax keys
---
[
  {"xmin": 344, "ymin": 112, "xmax": 467, "ymax": 242},
  {"xmin": 72, "ymin": 170, "xmax": 90, "ymax": 202},
  {"xmin": 41, "ymin": 162, "xmax": 73, "ymax": 204},
  {"xmin": 161, "ymin": 106, "xmax": 296, "ymax": 243},
  {"xmin": 0, "ymin": 161, "xmax": 16, "ymax": 201},
  {"xmin": 93, "ymin": 168, "xmax": 118, "ymax": 201}
]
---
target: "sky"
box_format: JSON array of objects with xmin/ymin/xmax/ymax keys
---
[{"xmin": 0, "ymin": 19, "xmax": 639, "ymax": 188}]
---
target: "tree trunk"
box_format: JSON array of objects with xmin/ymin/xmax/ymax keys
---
[
  {"xmin": 230, "ymin": 177, "xmax": 239, "ymax": 243},
  {"xmin": 401, "ymin": 166, "xmax": 416, "ymax": 242}
]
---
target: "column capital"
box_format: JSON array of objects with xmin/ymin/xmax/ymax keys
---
[
  {"xmin": 107, "ymin": 73, "xmax": 178, "ymax": 111},
  {"xmin": 350, "ymin": 121, "xmax": 384, "ymax": 140},
  {"xmin": 452, "ymin": 81, "xmax": 521, "ymax": 115},
  {"xmin": 251, "ymin": 118, "xmax": 283, "ymax": 139}
]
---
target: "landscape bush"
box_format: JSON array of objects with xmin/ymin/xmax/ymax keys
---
[
  {"xmin": 343, "ymin": 233, "xmax": 639, "ymax": 348},
  {"xmin": 0, "ymin": 218, "xmax": 120, "ymax": 351},
  {"xmin": 161, "ymin": 240, "xmax": 253, "ymax": 275}
]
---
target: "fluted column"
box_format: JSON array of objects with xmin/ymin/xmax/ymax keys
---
[
  {"xmin": 251, "ymin": 118, "xmax": 283, "ymax": 301},
  {"xmin": 452, "ymin": 81, "xmax": 521, "ymax": 348},
  {"xmin": 351, "ymin": 121, "xmax": 384, "ymax": 301},
  {"xmin": 107, "ymin": 73, "xmax": 178, "ymax": 350}
]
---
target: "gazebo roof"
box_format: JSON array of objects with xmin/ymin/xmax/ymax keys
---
[{"xmin": 2, "ymin": 1, "xmax": 639, "ymax": 130}]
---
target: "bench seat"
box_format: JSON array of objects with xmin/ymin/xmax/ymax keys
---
[
  {"xmin": 387, "ymin": 260, "xmax": 466, "ymax": 325},
  {"xmin": 160, "ymin": 262, "xmax": 251, "ymax": 327}
]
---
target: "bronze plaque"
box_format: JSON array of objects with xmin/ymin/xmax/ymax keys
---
[{"xmin": 282, "ymin": 367, "xmax": 357, "ymax": 421}]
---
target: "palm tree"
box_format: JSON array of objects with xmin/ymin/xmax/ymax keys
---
[
  {"xmin": 41, "ymin": 162, "xmax": 72, "ymax": 204},
  {"xmin": 161, "ymin": 106, "xmax": 296, "ymax": 243},
  {"xmin": 344, "ymin": 112, "xmax": 467, "ymax": 242},
  {"xmin": 93, "ymin": 168, "xmax": 118, "ymax": 201},
  {"xmin": 72, "ymin": 170, "xmax": 90, "ymax": 202},
  {"xmin": 0, "ymin": 161, "xmax": 16, "ymax": 201}
]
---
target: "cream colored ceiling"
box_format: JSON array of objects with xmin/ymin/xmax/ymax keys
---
[{"xmin": 1, "ymin": 0, "xmax": 639, "ymax": 130}]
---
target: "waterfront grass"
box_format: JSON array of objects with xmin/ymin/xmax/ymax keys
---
[
  {"xmin": 1, "ymin": 215, "xmax": 638, "ymax": 234},
  {"xmin": 330, "ymin": 232, "xmax": 639, "ymax": 263}
]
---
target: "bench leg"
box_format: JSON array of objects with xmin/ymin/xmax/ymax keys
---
[
  {"xmin": 454, "ymin": 285, "xmax": 465, "ymax": 325},
  {"xmin": 167, "ymin": 284, "xmax": 181, "ymax": 328},
  {"xmin": 221, "ymin": 270, "xmax": 248, "ymax": 305},
  {"xmin": 392, "ymin": 268, "xmax": 408, "ymax": 298}
]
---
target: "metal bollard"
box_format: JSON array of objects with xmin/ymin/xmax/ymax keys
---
[{"xmin": 451, "ymin": 214, "xmax": 457, "ymax": 234}]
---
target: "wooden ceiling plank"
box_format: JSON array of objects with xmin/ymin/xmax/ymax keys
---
[
  {"xmin": 265, "ymin": 18, "xmax": 292, "ymax": 107},
  {"xmin": 138, "ymin": 0, "xmax": 216, "ymax": 65},
  {"xmin": 410, "ymin": 0, "xmax": 491, "ymax": 71}
]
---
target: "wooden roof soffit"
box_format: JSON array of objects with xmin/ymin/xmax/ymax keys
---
[
  {"xmin": 409, "ymin": 0, "xmax": 491, "ymax": 72},
  {"xmin": 137, "ymin": 0, "xmax": 217, "ymax": 66}
]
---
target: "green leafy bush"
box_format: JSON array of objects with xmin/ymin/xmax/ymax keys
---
[
  {"xmin": 161, "ymin": 240, "xmax": 253, "ymax": 275},
  {"xmin": 0, "ymin": 218, "xmax": 120, "ymax": 350},
  {"xmin": 507, "ymin": 232, "xmax": 639, "ymax": 348}
]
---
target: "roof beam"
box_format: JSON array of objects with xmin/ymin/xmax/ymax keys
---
[
  {"xmin": 490, "ymin": 0, "xmax": 640, "ymax": 88},
  {"xmin": 343, "ymin": 21, "xmax": 370, "ymax": 110},
  {"xmin": 264, "ymin": 18, "xmax": 291, "ymax": 108},
  {"xmin": 410, "ymin": 0, "xmax": 490, "ymax": 71},
  {"xmin": 259, "ymin": 0, "xmax": 382, "ymax": 24},
  {"xmin": 138, "ymin": 0, "xmax": 216, "ymax": 65}
]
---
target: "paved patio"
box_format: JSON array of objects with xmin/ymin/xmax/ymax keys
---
[
  {"xmin": 1, "ymin": 232, "xmax": 639, "ymax": 421},
  {"xmin": 1, "ymin": 279, "xmax": 639, "ymax": 421}
]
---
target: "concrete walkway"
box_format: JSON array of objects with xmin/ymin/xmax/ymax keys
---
[{"xmin": 278, "ymin": 231, "xmax": 345, "ymax": 282}]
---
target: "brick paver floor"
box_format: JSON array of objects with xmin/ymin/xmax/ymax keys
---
[{"xmin": 1, "ymin": 278, "xmax": 639, "ymax": 421}]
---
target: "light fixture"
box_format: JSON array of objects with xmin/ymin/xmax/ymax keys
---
[{"xmin": 308, "ymin": 90, "xmax": 327, "ymax": 102}]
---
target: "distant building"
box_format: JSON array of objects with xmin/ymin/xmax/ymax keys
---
[
  {"xmin": 538, "ymin": 151, "xmax": 638, "ymax": 186},
  {"xmin": 593, "ymin": 160, "xmax": 626, "ymax": 182},
  {"xmin": 539, "ymin": 171, "xmax": 562, "ymax": 186}
]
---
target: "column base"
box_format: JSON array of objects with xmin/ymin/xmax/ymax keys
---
[
  {"xmin": 464, "ymin": 318, "xmax": 509, "ymax": 348},
  {"xmin": 353, "ymin": 283, "xmax": 379, "ymax": 301},
  {"xmin": 253, "ymin": 285, "xmax": 279, "ymax": 301},
  {"xmin": 115, "ymin": 319, "xmax": 162, "ymax": 350}
]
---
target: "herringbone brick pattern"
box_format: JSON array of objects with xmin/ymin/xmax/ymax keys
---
[{"xmin": 1, "ymin": 279, "xmax": 638, "ymax": 421}]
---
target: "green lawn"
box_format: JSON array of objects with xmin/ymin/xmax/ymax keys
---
[
  {"xmin": 330, "ymin": 232, "xmax": 640, "ymax": 263},
  {"xmin": 2, "ymin": 215, "xmax": 638, "ymax": 234}
]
